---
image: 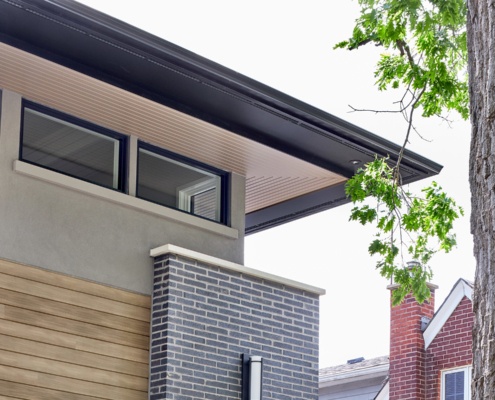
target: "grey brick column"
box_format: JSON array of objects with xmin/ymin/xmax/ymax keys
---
[{"xmin": 149, "ymin": 245, "xmax": 323, "ymax": 400}]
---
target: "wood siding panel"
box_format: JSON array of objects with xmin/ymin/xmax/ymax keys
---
[
  {"xmin": 0, "ymin": 350, "xmax": 148, "ymax": 391},
  {"xmin": 0, "ymin": 288, "xmax": 149, "ymax": 334},
  {"xmin": 0, "ymin": 366, "xmax": 144, "ymax": 400},
  {"xmin": 0, "ymin": 273, "xmax": 149, "ymax": 321},
  {"xmin": 0, "ymin": 380, "xmax": 102, "ymax": 400},
  {"xmin": 0, "ymin": 259, "xmax": 150, "ymax": 400},
  {"xmin": 0, "ymin": 259, "xmax": 150, "ymax": 307},
  {"xmin": 0, "ymin": 320, "xmax": 148, "ymax": 363},
  {"xmin": 1, "ymin": 305, "xmax": 149, "ymax": 349},
  {"xmin": 0, "ymin": 335, "xmax": 148, "ymax": 376}
]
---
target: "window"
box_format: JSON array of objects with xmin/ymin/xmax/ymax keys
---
[
  {"xmin": 19, "ymin": 102, "xmax": 231, "ymax": 226},
  {"xmin": 137, "ymin": 143, "xmax": 228, "ymax": 223},
  {"xmin": 21, "ymin": 102, "xmax": 126, "ymax": 191},
  {"xmin": 442, "ymin": 367, "xmax": 471, "ymax": 400}
]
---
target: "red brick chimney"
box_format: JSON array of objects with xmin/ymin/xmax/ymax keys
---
[{"xmin": 388, "ymin": 264, "xmax": 437, "ymax": 400}]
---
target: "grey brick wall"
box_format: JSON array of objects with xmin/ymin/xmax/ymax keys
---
[{"xmin": 149, "ymin": 252, "xmax": 320, "ymax": 400}]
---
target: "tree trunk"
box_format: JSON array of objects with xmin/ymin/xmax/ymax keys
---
[{"xmin": 467, "ymin": 1, "xmax": 495, "ymax": 398}]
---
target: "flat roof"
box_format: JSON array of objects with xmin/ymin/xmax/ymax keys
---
[{"xmin": 0, "ymin": 0, "xmax": 442, "ymax": 233}]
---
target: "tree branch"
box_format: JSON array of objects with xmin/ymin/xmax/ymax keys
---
[{"xmin": 394, "ymin": 86, "xmax": 427, "ymax": 182}]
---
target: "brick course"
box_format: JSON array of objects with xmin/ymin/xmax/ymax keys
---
[
  {"xmin": 389, "ymin": 286, "xmax": 435, "ymax": 400},
  {"xmin": 149, "ymin": 253, "xmax": 320, "ymax": 400},
  {"xmin": 388, "ymin": 282, "xmax": 473, "ymax": 400}
]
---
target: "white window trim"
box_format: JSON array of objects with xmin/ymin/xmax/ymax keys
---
[
  {"xmin": 441, "ymin": 366, "xmax": 472, "ymax": 400},
  {"xmin": 139, "ymin": 147, "xmax": 225, "ymax": 223},
  {"xmin": 177, "ymin": 176, "xmax": 220, "ymax": 220}
]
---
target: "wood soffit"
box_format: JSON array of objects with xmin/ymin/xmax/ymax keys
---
[{"xmin": 0, "ymin": 43, "xmax": 344, "ymax": 215}]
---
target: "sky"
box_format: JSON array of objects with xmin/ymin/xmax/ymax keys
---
[{"xmin": 77, "ymin": 0, "xmax": 475, "ymax": 368}]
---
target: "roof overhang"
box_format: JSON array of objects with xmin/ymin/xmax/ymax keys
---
[{"xmin": 0, "ymin": 0, "xmax": 442, "ymax": 234}]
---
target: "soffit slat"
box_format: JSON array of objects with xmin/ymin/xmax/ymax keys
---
[{"xmin": 0, "ymin": 43, "xmax": 346, "ymax": 213}]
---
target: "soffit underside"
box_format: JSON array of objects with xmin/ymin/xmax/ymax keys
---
[{"xmin": 0, "ymin": 43, "xmax": 346, "ymax": 214}]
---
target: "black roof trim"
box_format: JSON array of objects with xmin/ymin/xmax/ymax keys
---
[
  {"xmin": 0, "ymin": 0, "xmax": 443, "ymax": 233},
  {"xmin": 246, "ymin": 183, "xmax": 349, "ymax": 235}
]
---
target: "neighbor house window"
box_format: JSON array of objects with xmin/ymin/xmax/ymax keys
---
[
  {"xmin": 442, "ymin": 366, "xmax": 471, "ymax": 400},
  {"xmin": 21, "ymin": 102, "xmax": 126, "ymax": 191},
  {"xmin": 137, "ymin": 142, "xmax": 228, "ymax": 223}
]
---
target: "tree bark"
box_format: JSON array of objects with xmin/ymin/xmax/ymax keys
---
[{"xmin": 467, "ymin": 1, "xmax": 495, "ymax": 398}]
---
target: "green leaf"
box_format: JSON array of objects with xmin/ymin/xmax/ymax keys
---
[
  {"xmin": 338, "ymin": 0, "xmax": 467, "ymax": 305},
  {"xmin": 336, "ymin": 0, "xmax": 469, "ymax": 120},
  {"xmin": 345, "ymin": 157, "xmax": 463, "ymax": 304}
]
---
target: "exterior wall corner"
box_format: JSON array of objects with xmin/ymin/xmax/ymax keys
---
[{"xmin": 149, "ymin": 249, "xmax": 321, "ymax": 399}]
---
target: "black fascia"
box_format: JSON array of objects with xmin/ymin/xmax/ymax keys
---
[
  {"xmin": 0, "ymin": 0, "xmax": 443, "ymax": 233},
  {"xmin": 245, "ymin": 183, "xmax": 349, "ymax": 235}
]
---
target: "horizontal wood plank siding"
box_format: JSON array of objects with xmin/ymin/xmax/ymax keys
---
[
  {"xmin": 0, "ymin": 259, "xmax": 150, "ymax": 307},
  {"xmin": 0, "ymin": 320, "xmax": 148, "ymax": 363},
  {"xmin": 0, "ymin": 335, "xmax": 148, "ymax": 376},
  {"xmin": 0, "ymin": 259, "xmax": 150, "ymax": 400},
  {"xmin": 0, "ymin": 380, "xmax": 103, "ymax": 400},
  {"xmin": 0, "ymin": 287, "xmax": 150, "ymax": 334},
  {"xmin": 0, "ymin": 273, "xmax": 148, "ymax": 321}
]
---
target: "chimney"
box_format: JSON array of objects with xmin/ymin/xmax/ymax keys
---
[{"xmin": 387, "ymin": 262, "xmax": 438, "ymax": 400}]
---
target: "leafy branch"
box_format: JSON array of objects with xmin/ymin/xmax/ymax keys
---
[
  {"xmin": 336, "ymin": 0, "xmax": 468, "ymax": 304},
  {"xmin": 346, "ymin": 159, "xmax": 463, "ymax": 305},
  {"xmin": 335, "ymin": 0, "xmax": 468, "ymax": 119}
]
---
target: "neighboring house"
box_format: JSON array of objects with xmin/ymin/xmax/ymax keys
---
[
  {"xmin": 319, "ymin": 356, "xmax": 389, "ymax": 400},
  {"xmin": 318, "ymin": 278, "xmax": 473, "ymax": 400},
  {"xmin": 386, "ymin": 278, "xmax": 473, "ymax": 400},
  {"xmin": 0, "ymin": 1, "xmax": 440, "ymax": 399}
]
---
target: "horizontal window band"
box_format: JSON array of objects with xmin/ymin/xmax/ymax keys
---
[{"xmin": 14, "ymin": 160, "xmax": 239, "ymax": 239}]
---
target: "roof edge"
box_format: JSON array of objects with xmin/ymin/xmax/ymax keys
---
[
  {"xmin": 0, "ymin": 0, "xmax": 442, "ymax": 174},
  {"xmin": 424, "ymin": 278, "xmax": 473, "ymax": 349},
  {"xmin": 6, "ymin": 2, "xmax": 435, "ymax": 168},
  {"xmin": 374, "ymin": 380, "xmax": 390, "ymax": 400},
  {"xmin": 319, "ymin": 363, "xmax": 389, "ymax": 387},
  {"xmin": 0, "ymin": 0, "xmax": 443, "ymax": 232}
]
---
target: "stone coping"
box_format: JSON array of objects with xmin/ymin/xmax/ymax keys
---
[{"xmin": 150, "ymin": 244, "xmax": 325, "ymax": 296}]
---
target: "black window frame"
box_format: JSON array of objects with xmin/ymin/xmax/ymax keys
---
[
  {"xmin": 20, "ymin": 100, "xmax": 128, "ymax": 192},
  {"xmin": 137, "ymin": 141, "xmax": 230, "ymax": 225}
]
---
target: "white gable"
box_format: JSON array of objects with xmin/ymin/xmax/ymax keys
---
[
  {"xmin": 423, "ymin": 279, "xmax": 473, "ymax": 349},
  {"xmin": 374, "ymin": 381, "xmax": 389, "ymax": 400}
]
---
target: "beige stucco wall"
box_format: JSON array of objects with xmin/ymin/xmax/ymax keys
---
[{"xmin": 0, "ymin": 90, "xmax": 246, "ymax": 294}]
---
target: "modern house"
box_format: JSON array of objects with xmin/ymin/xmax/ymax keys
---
[
  {"xmin": 0, "ymin": 0, "xmax": 441, "ymax": 399},
  {"xmin": 318, "ymin": 278, "xmax": 473, "ymax": 400}
]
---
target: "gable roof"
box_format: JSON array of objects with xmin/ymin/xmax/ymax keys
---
[
  {"xmin": 0, "ymin": 0, "xmax": 442, "ymax": 233},
  {"xmin": 319, "ymin": 279, "xmax": 474, "ymax": 400},
  {"xmin": 371, "ymin": 278, "xmax": 473, "ymax": 399},
  {"xmin": 423, "ymin": 278, "xmax": 473, "ymax": 349}
]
